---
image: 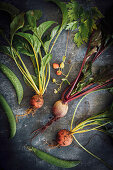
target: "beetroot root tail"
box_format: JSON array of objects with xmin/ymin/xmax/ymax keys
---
[
  {"xmin": 31, "ymin": 117, "xmax": 60, "ymax": 140},
  {"xmin": 16, "ymin": 107, "xmax": 37, "ymax": 122}
]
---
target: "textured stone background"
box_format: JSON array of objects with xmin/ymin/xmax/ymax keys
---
[{"xmin": 0, "ymin": 0, "xmax": 113, "ymax": 170}]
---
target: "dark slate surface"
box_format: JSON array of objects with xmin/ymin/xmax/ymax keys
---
[{"xmin": 0, "ymin": 0, "xmax": 113, "ymax": 170}]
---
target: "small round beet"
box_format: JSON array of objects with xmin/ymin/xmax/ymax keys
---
[
  {"xmin": 56, "ymin": 129, "xmax": 73, "ymax": 146},
  {"xmin": 30, "ymin": 95, "xmax": 44, "ymax": 109}
]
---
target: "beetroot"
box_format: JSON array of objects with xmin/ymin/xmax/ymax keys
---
[{"xmin": 56, "ymin": 129, "xmax": 73, "ymax": 146}]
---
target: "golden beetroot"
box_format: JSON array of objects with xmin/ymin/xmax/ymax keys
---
[
  {"xmin": 56, "ymin": 129, "xmax": 73, "ymax": 146},
  {"xmin": 30, "ymin": 95, "xmax": 44, "ymax": 109},
  {"xmin": 16, "ymin": 95, "xmax": 44, "ymax": 122}
]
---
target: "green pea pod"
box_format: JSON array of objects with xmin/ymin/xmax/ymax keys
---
[
  {"xmin": 0, "ymin": 63, "xmax": 23, "ymax": 104},
  {"xmin": 27, "ymin": 146, "xmax": 80, "ymax": 168},
  {"xmin": 0, "ymin": 94, "xmax": 16, "ymax": 138}
]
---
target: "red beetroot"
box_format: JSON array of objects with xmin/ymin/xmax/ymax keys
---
[{"xmin": 52, "ymin": 100, "xmax": 68, "ymax": 118}]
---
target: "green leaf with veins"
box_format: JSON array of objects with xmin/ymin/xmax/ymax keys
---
[
  {"xmin": 66, "ymin": 21, "xmax": 78, "ymax": 30},
  {"xmin": 43, "ymin": 40, "xmax": 50, "ymax": 53},
  {"xmin": 16, "ymin": 32, "xmax": 41, "ymax": 55},
  {"xmin": 74, "ymin": 32, "xmax": 83, "ymax": 47},
  {"xmin": 13, "ymin": 36, "xmax": 34, "ymax": 57},
  {"xmin": 0, "ymin": 46, "xmax": 12, "ymax": 57},
  {"xmin": 78, "ymin": 22, "xmax": 89, "ymax": 42},
  {"xmin": 44, "ymin": 25, "xmax": 60, "ymax": 52},
  {"xmin": 66, "ymin": 1, "xmax": 80, "ymax": 21},
  {"xmin": 10, "ymin": 13, "xmax": 24, "ymax": 42},
  {"xmin": 22, "ymin": 10, "xmax": 42, "ymax": 32},
  {"xmin": 50, "ymin": 25, "xmax": 60, "ymax": 39},
  {"xmin": 66, "ymin": 0, "xmax": 103, "ymax": 47},
  {"xmin": 15, "ymin": 32, "xmax": 41, "ymax": 76},
  {"xmin": 34, "ymin": 21, "xmax": 56, "ymax": 40}
]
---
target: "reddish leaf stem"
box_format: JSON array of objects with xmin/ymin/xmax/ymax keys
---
[
  {"xmin": 66, "ymin": 78, "xmax": 113, "ymax": 103},
  {"xmin": 62, "ymin": 31, "xmax": 112, "ymax": 103},
  {"xmin": 65, "ymin": 33, "xmax": 95, "ymax": 99}
]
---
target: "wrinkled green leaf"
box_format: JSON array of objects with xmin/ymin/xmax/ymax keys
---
[
  {"xmin": 78, "ymin": 22, "xmax": 89, "ymax": 42},
  {"xmin": 66, "ymin": 1, "xmax": 80, "ymax": 21},
  {"xmin": 13, "ymin": 36, "xmax": 34, "ymax": 57},
  {"xmin": 16, "ymin": 32, "xmax": 41, "ymax": 55},
  {"xmin": 10, "ymin": 13, "xmax": 24, "ymax": 41},
  {"xmin": 22, "ymin": 10, "xmax": 42, "ymax": 32},
  {"xmin": 50, "ymin": 25, "xmax": 60, "ymax": 39},
  {"xmin": 66, "ymin": 21, "xmax": 78, "ymax": 30},
  {"xmin": 0, "ymin": 2, "xmax": 19, "ymax": 18},
  {"xmin": 43, "ymin": 25, "xmax": 60, "ymax": 52},
  {"xmin": 74, "ymin": 32, "xmax": 83, "ymax": 47},
  {"xmin": 66, "ymin": 0, "xmax": 103, "ymax": 47},
  {"xmin": 35, "ymin": 21, "xmax": 56, "ymax": 40},
  {"xmin": 0, "ymin": 45, "xmax": 12, "ymax": 57},
  {"xmin": 43, "ymin": 40, "xmax": 50, "ymax": 53}
]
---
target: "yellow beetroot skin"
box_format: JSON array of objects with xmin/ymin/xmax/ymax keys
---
[
  {"xmin": 56, "ymin": 129, "xmax": 73, "ymax": 146},
  {"xmin": 30, "ymin": 95, "xmax": 44, "ymax": 109},
  {"xmin": 52, "ymin": 100, "xmax": 68, "ymax": 118}
]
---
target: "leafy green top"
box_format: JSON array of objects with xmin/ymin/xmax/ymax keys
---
[
  {"xmin": 0, "ymin": 0, "xmax": 68, "ymax": 96},
  {"xmin": 66, "ymin": 0, "xmax": 103, "ymax": 47}
]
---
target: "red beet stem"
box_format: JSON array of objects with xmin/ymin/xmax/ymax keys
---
[
  {"xmin": 62, "ymin": 31, "xmax": 111, "ymax": 103},
  {"xmin": 31, "ymin": 116, "xmax": 60, "ymax": 139},
  {"xmin": 65, "ymin": 32, "xmax": 96, "ymax": 99},
  {"xmin": 62, "ymin": 83, "xmax": 94, "ymax": 103},
  {"xmin": 66, "ymin": 78, "xmax": 113, "ymax": 103},
  {"xmin": 65, "ymin": 58, "xmax": 87, "ymax": 99}
]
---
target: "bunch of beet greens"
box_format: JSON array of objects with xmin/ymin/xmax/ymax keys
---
[
  {"xmin": 0, "ymin": 0, "xmax": 68, "ymax": 121},
  {"xmin": 32, "ymin": 25, "xmax": 113, "ymax": 138}
]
